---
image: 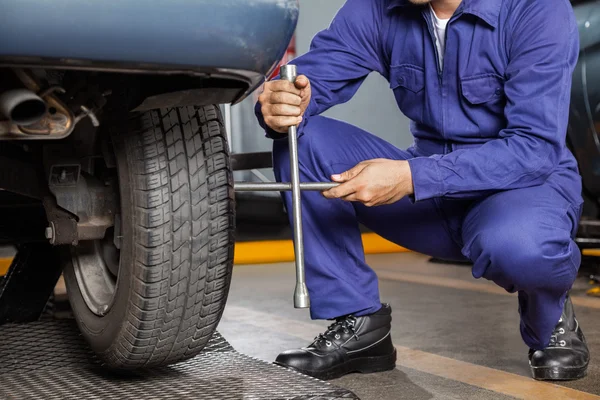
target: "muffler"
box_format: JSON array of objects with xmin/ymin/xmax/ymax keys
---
[
  {"xmin": 0, "ymin": 69, "xmax": 75, "ymax": 139},
  {"xmin": 0, "ymin": 89, "xmax": 47, "ymax": 126}
]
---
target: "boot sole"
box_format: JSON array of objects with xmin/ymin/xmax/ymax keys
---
[
  {"xmin": 275, "ymin": 349, "xmax": 397, "ymax": 381},
  {"xmin": 530, "ymin": 363, "xmax": 588, "ymax": 381}
]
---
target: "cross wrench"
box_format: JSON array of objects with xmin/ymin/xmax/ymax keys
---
[
  {"xmin": 234, "ymin": 64, "xmax": 339, "ymax": 308},
  {"xmin": 280, "ymin": 64, "xmax": 312, "ymax": 308}
]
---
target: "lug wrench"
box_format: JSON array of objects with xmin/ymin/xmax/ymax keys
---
[
  {"xmin": 234, "ymin": 64, "xmax": 338, "ymax": 308},
  {"xmin": 282, "ymin": 64, "xmax": 310, "ymax": 308}
]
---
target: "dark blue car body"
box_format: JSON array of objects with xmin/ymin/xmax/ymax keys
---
[{"xmin": 0, "ymin": 0, "xmax": 299, "ymax": 102}]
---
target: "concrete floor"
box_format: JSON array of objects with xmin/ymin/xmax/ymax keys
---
[{"xmin": 218, "ymin": 253, "xmax": 600, "ymax": 400}]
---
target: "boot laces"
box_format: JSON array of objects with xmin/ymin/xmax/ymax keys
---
[
  {"xmin": 548, "ymin": 316, "xmax": 567, "ymax": 348},
  {"xmin": 313, "ymin": 316, "xmax": 359, "ymax": 347}
]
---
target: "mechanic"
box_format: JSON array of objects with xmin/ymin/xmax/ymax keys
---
[{"xmin": 256, "ymin": 0, "xmax": 590, "ymax": 381}]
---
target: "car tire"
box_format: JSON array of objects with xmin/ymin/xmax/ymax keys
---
[{"xmin": 63, "ymin": 105, "xmax": 235, "ymax": 369}]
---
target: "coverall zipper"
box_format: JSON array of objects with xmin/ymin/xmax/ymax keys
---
[{"xmin": 423, "ymin": 8, "xmax": 460, "ymax": 147}]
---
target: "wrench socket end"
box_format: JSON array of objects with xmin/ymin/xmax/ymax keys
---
[{"xmin": 294, "ymin": 282, "xmax": 310, "ymax": 309}]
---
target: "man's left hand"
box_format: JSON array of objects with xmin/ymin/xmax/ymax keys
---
[{"xmin": 322, "ymin": 159, "xmax": 414, "ymax": 207}]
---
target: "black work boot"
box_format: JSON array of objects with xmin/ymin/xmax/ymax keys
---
[
  {"xmin": 275, "ymin": 304, "xmax": 397, "ymax": 380},
  {"xmin": 529, "ymin": 295, "xmax": 590, "ymax": 380}
]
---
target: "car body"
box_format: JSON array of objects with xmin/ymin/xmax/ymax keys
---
[{"xmin": 0, "ymin": 0, "xmax": 298, "ymax": 105}]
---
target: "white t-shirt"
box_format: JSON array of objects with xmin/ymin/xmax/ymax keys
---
[{"xmin": 429, "ymin": 4, "xmax": 450, "ymax": 70}]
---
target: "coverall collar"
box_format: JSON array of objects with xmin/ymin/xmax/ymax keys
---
[{"xmin": 387, "ymin": 0, "xmax": 501, "ymax": 28}]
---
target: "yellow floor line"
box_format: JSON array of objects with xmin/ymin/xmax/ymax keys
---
[
  {"xmin": 376, "ymin": 270, "xmax": 600, "ymax": 309},
  {"xmin": 223, "ymin": 305, "xmax": 599, "ymax": 400},
  {"xmin": 583, "ymin": 249, "xmax": 600, "ymax": 257},
  {"xmin": 0, "ymin": 243, "xmax": 596, "ymax": 272},
  {"xmin": 234, "ymin": 233, "xmax": 408, "ymax": 265},
  {"xmin": 0, "ymin": 258, "xmax": 11, "ymax": 276},
  {"xmin": 0, "ymin": 233, "xmax": 408, "ymax": 274},
  {"xmin": 395, "ymin": 346, "xmax": 600, "ymax": 400}
]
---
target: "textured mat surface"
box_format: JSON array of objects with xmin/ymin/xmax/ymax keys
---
[{"xmin": 0, "ymin": 319, "xmax": 358, "ymax": 400}]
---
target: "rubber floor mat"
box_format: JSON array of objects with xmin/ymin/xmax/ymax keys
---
[{"xmin": 0, "ymin": 319, "xmax": 359, "ymax": 400}]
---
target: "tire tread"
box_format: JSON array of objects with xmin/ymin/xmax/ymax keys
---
[{"xmin": 103, "ymin": 105, "xmax": 234, "ymax": 367}]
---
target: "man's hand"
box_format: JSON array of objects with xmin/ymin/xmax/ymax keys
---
[
  {"xmin": 258, "ymin": 75, "xmax": 312, "ymax": 133},
  {"xmin": 323, "ymin": 159, "xmax": 414, "ymax": 207}
]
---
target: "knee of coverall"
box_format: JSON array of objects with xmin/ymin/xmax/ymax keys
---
[
  {"xmin": 469, "ymin": 224, "xmax": 579, "ymax": 295},
  {"xmin": 272, "ymin": 115, "xmax": 331, "ymax": 181}
]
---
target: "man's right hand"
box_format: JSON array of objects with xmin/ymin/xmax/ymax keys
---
[{"xmin": 258, "ymin": 75, "xmax": 312, "ymax": 133}]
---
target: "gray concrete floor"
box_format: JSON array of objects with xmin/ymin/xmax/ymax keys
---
[{"xmin": 218, "ymin": 253, "xmax": 600, "ymax": 400}]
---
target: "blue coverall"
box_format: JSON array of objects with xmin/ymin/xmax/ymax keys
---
[{"xmin": 256, "ymin": 0, "xmax": 583, "ymax": 350}]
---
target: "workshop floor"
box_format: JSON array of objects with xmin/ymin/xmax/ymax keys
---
[{"xmin": 217, "ymin": 252, "xmax": 600, "ymax": 400}]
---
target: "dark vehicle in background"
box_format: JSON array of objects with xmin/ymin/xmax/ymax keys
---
[
  {"xmin": 570, "ymin": 0, "xmax": 600, "ymax": 253},
  {"xmin": 0, "ymin": 0, "xmax": 298, "ymax": 369}
]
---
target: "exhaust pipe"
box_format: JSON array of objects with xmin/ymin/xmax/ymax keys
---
[{"xmin": 0, "ymin": 89, "xmax": 47, "ymax": 126}]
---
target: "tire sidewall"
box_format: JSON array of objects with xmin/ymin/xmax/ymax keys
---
[{"xmin": 63, "ymin": 131, "xmax": 135, "ymax": 357}]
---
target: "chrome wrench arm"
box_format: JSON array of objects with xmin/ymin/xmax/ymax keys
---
[{"xmin": 280, "ymin": 64, "xmax": 310, "ymax": 309}]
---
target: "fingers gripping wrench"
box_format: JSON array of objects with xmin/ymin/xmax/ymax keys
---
[{"xmin": 280, "ymin": 64, "xmax": 310, "ymax": 308}]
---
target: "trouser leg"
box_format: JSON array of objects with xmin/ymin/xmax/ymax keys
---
[
  {"xmin": 462, "ymin": 184, "xmax": 582, "ymax": 349},
  {"xmin": 273, "ymin": 116, "xmax": 464, "ymax": 319}
]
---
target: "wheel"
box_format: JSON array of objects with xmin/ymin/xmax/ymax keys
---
[{"xmin": 63, "ymin": 105, "xmax": 235, "ymax": 369}]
